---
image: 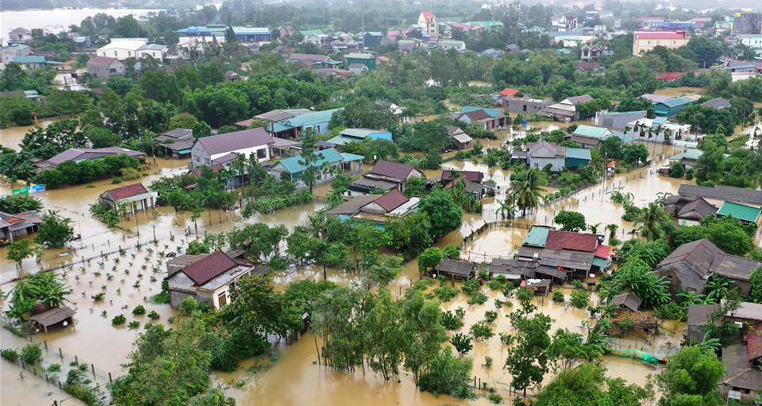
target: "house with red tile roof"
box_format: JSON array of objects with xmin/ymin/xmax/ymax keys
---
[
  {"xmin": 99, "ymin": 183, "xmax": 157, "ymax": 214},
  {"xmin": 167, "ymin": 250, "xmax": 266, "ymax": 309},
  {"xmin": 0, "ymin": 211, "xmax": 42, "ymax": 244}
]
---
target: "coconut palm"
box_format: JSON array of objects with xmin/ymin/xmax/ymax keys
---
[
  {"xmin": 606, "ymin": 224, "xmax": 618, "ymax": 242},
  {"xmin": 635, "ymin": 202, "xmax": 669, "ymax": 241},
  {"xmin": 511, "ymin": 168, "xmax": 546, "ymax": 217},
  {"xmin": 497, "ymin": 194, "xmax": 516, "ymax": 220},
  {"xmin": 588, "ymin": 222, "xmax": 602, "ymax": 235}
]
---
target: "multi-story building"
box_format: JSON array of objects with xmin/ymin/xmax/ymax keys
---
[
  {"xmin": 632, "ymin": 30, "xmax": 689, "ymax": 56},
  {"xmin": 734, "ymin": 12, "xmax": 762, "ymax": 35},
  {"xmin": 418, "ymin": 10, "xmax": 438, "ymax": 38}
]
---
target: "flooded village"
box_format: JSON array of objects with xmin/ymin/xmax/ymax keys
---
[{"xmin": 2, "ymin": 1, "xmax": 762, "ymax": 406}]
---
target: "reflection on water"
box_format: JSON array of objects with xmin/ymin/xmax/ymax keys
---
[{"xmin": 0, "ymin": 118, "xmax": 62, "ymax": 151}]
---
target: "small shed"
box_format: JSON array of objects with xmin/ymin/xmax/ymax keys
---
[
  {"xmin": 522, "ymin": 278, "xmax": 551, "ymax": 296},
  {"xmin": 29, "ymin": 306, "xmax": 75, "ymax": 333},
  {"xmin": 611, "ymin": 292, "xmax": 642, "ymax": 312},
  {"xmin": 434, "ymin": 259, "xmax": 475, "ymax": 280}
]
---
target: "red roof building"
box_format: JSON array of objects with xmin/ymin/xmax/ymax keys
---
[
  {"xmin": 99, "ymin": 183, "xmax": 156, "ymax": 214},
  {"xmin": 656, "ymin": 71, "xmax": 686, "ymax": 81},
  {"xmin": 500, "ymin": 88, "xmax": 520, "ymax": 97},
  {"xmin": 545, "ymin": 230, "xmax": 599, "ymax": 252}
]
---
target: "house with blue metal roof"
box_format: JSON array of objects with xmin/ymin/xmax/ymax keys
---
[
  {"xmin": 569, "ymin": 125, "xmax": 613, "ymax": 148},
  {"xmin": 12, "ymin": 55, "xmax": 62, "ymax": 68},
  {"xmin": 327, "ymin": 128, "xmax": 392, "ymax": 146},
  {"xmin": 177, "ymin": 25, "xmax": 272, "ymax": 43},
  {"xmin": 269, "ymin": 108, "xmax": 343, "ymax": 138},
  {"xmin": 654, "ymin": 96, "xmax": 695, "ymax": 116},
  {"xmin": 268, "ymin": 148, "xmax": 364, "ymax": 187}
]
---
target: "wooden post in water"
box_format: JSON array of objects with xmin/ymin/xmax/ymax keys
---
[
  {"xmin": 59, "ymin": 347, "xmax": 63, "ymax": 360},
  {"xmin": 91, "ymin": 363, "xmax": 95, "ymax": 378},
  {"xmin": 313, "ymin": 336, "xmax": 321, "ymax": 365}
]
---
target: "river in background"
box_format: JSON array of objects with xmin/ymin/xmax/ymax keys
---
[{"xmin": 0, "ymin": 8, "xmax": 163, "ymax": 41}]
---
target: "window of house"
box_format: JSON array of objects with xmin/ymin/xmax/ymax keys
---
[
  {"xmin": 523, "ymin": 105, "xmax": 527, "ymax": 112},
  {"xmin": 205, "ymin": 158, "xmax": 211, "ymax": 164},
  {"xmin": 217, "ymin": 291, "xmax": 227, "ymax": 307},
  {"xmin": 257, "ymin": 149, "xmax": 267, "ymax": 159}
]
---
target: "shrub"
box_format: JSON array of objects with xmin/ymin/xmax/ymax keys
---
[
  {"xmin": 132, "ymin": 305, "xmax": 146, "ymax": 316},
  {"xmin": 468, "ymin": 291, "xmax": 488, "ymax": 305},
  {"xmin": 442, "ymin": 309, "xmax": 465, "ymax": 330},
  {"xmin": 483, "ymin": 310, "xmax": 498, "ymax": 323},
  {"xmin": 128, "ymin": 321, "xmax": 140, "ymax": 329},
  {"xmin": 1, "ymin": 348, "xmax": 19, "ymax": 362},
  {"xmin": 20, "ymin": 344, "xmax": 42, "ymax": 365},
  {"xmin": 451, "ymin": 332, "xmax": 473, "ymax": 354},
  {"xmin": 434, "ymin": 284, "xmax": 459, "ymax": 302},
  {"xmin": 470, "ymin": 322, "xmax": 494, "ymax": 340},
  {"xmin": 112, "ymin": 314, "xmax": 126, "ymax": 326},
  {"xmin": 64, "ymin": 369, "xmax": 102, "ymax": 406},
  {"xmin": 483, "ymin": 356, "xmax": 493, "ymax": 368},
  {"xmin": 147, "ymin": 310, "xmax": 160, "ymax": 320},
  {"xmin": 570, "ymin": 290, "xmax": 589, "ymax": 308},
  {"xmin": 48, "ymin": 363, "xmax": 62, "ymax": 372},
  {"xmin": 489, "ymin": 393, "xmax": 503, "ymax": 404},
  {"xmin": 552, "ymin": 291, "xmax": 565, "ymax": 302}
]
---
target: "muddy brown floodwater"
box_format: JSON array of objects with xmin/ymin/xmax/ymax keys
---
[
  {"xmin": 4, "ymin": 117, "xmax": 756, "ymax": 406},
  {"xmin": 0, "ymin": 118, "xmax": 64, "ymax": 151}
]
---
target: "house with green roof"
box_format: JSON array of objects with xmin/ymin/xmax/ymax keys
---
[
  {"xmin": 669, "ymin": 149, "xmax": 703, "ymax": 167},
  {"xmin": 13, "ymin": 55, "xmax": 62, "ymax": 68},
  {"xmin": 717, "ymin": 202, "xmax": 761, "ymax": 225},
  {"xmin": 268, "ymin": 148, "xmax": 364, "ymax": 187},
  {"xmin": 654, "ymin": 96, "xmax": 695, "ymax": 116},
  {"xmin": 327, "ymin": 128, "xmax": 393, "ymax": 146},
  {"xmin": 569, "ymin": 125, "xmax": 613, "ymax": 148},
  {"xmin": 456, "ymin": 106, "xmax": 508, "ymax": 130},
  {"xmin": 344, "ymin": 52, "xmax": 376, "ymax": 69},
  {"xmin": 269, "ymin": 108, "xmax": 343, "ymax": 138}
]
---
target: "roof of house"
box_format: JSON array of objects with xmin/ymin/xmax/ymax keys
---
[
  {"xmin": 677, "ymin": 197, "xmax": 718, "ymax": 220},
  {"xmin": 253, "ymin": 109, "xmax": 312, "ymax": 123},
  {"xmin": 14, "ymin": 55, "xmax": 48, "ymax": 64},
  {"xmin": 29, "ymin": 306, "xmax": 76, "ymax": 328},
  {"xmin": 46, "ymin": 147, "xmax": 144, "ymax": 166},
  {"xmin": 717, "ymin": 201, "xmax": 761, "ymax": 223},
  {"xmin": 462, "ymin": 109, "xmax": 491, "ymax": 121},
  {"xmin": 181, "ymin": 250, "xmax": 249, "ymax": 286},
  {"xmin": 524, "ymin": 225, "xmax": 552, "ymax": 247},
  {"xmin": 545, "ymin": 230, "xmax": 598, "ymax": 252},
  {"xmin": 195, "ymin": 128, "xmax": 272, "ymax": 156},
  {"xmin": 701, "ymin": 97, "xmax": 731, "ymax": 110},
  {"xmin": 441, "ymin": 170, "xmax": 483, "ymax": 184},
  {"xmin": 566, "ymin": 148, "xmax": 592, "ymax": 160},
  {"xmin": 657, "ymin": 96, "xmax": 695, "ymax": 108},
  {"xmin": 687, "ymin": 304, "xmax": 720, "ymax": 327},
  {"xmin": 565, "ymin": 95, "xmax": 594, "ymax": 105},
  {"xmin": 368, "ymin": 160, "xmax": 416, "ymax": 181},
  {"xmin": 462, "ymin": 106, "xmax": 503, "ymax": 118},
  {"xmin": 326, "ymin": 195, "xmax": 381, "ymax": 215},
  {"xmin": 159, "ymin": 128, "xmax": 194, "ymax": 140},
  {"xmin": 287, "ymin": 53, "xmax": 332, "ymax": 63},
  {"xmin": 727, "ymin": 302, "xmax": 762, "ymax": 322},
  {"xmin": 435, "ymin": 259, "xmax": 475, "ymax": 276},
  {"xmin": 670, "ymin": 149, "xmax": 703, "ymax": 161},
  {"xmin": 528, "ymin": 141, "xmax": 564, "ymax": 158},
  {"xmin": 103, "ymin": 183, "xmax": 150, "ymax": 200},
  {"xmin": 722, "ymin": 343, "xmax": 762, "ymax": 391},
  {"xmin": 345, "ymin": 52, "xmax": 375, "ymax": 60},
  {"xmin": 420, "ymin": 10, "xmax": 435, "ymax": 23},
  {"xmin": 747, "ymin": 324, "xmax": 762, "ymax": 361},
  {"xmin": 635, "ymin": 30, "xmax": 688, "ymax": 40},
  {"xmin": 489, "ymin": 257, "xmax": 538, "ymax": 278},
  {"xmin": 611, "ymin": 292, "xmax": 642, "ymax": 311},
  {"xmin": 276, "ymin": 148, "xmax": 361, "ymax": 174},
  {"xmin": 640, "ymin": 94, "xmax": 673, "ymax": 103},
  {"xmin": 539, "ymin": 249, "xmax": 594, "ymax": 271},
  {"xmin": 282, "ymin": 108, "xmax": 342, "ymax": 128},
  {"xmin": 573, "ymin": 125, "xmax": 610, "ymax": 139},
  {"xmin": 656, "ymin": 71, "xmax": 686, "ymax": 81},
  {"xmin": 373, "ymin": 189, "xmax": 409, "ymax": 212},
  {"xmin": 87, "ymin": 56, "xmax": 121, "ymax": 67},
  {"xmin": 500, "ymin": 88, "xmax": 520, "ymax": 96},
  {"xmin": 678, "ymin": 184, "xmax": 762, "ymax": 206}
]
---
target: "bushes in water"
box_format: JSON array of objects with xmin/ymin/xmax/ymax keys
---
[{"xmin": 249, "ymin": 191, "xmax": 315, "ymax": 214}]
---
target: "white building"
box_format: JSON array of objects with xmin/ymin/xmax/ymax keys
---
[
  {"xmin": 190, "ymin": 127, "xmax": 273, "ymax": 169},
  {"xmin": 96, "ymin": 38, "xmax": 167, "ymax": 61},
  {"xmin": 418, "ymin": 10, "xmax": 438, "ymax": 38},
  {"xmin": 626, "ymin": 117, "xmax": 697, "ymax": 145},
  {"xmin": 736, "ymin": 34, "xmax": 762, "ymax": 50}
]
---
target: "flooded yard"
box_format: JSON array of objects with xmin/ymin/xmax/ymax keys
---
[{"xmin": 0, "ymin": 120, "xmax": 733, "ymax": 406}]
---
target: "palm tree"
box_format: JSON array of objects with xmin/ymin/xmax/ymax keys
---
[
  {"xmin": 497, "ymin": 194, "xmax": 515, "ymax": 220},
  {"xmin": 511, "ymin": 168, "xmax": 546, "ymax": 217},
  {"xmin": 606, "ymin": 224, "xmax": 618, "ymax": 242},
  {"xmin": 588, "ymin": 222, "xmax": 602, "ymax": 235},
  {"xmin": 635, "ymin": 202, "xmax": 669, "ymax": 241}
]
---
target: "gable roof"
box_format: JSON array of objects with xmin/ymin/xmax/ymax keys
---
[
  {"xmin": 373, "ymin": 189, "xmax": 409, "ymax": 212},
  {"xmin": 701, "ymin": 97, "xmax": 731, "ymax": 110},
  {"xmin": 564, "ymin": 95, "xmax": 593, "ymax": 105},
  {"xmin": 678, "ymin": 184, "xmax": 762, "ymax": 206},
  {"xmin": 282, "ymin": 108, "xmax": 342, "ymax": 127},
  {"xmin": 435, "ymin": 259, "xmax": 475, "ymax": 276},
  {"xmin": 181, "ymin": 250, "xmax": 248, "ymax": 286},
  {"xmin": 722, "ymin": 343, "xmax": 762, "ymax": 391},
  {"xmin": 87, "ymin": 56, "xmax": 121, "ymax": 67},
  {"xmin": 657, "ymin": 96, "xmax": 695, "ymax": 108},
  {"xmin": 611, "ymin": 292, "xmax": 642, "ymax": 311},
  {"xmin": 326, "ymin": 195, "xmax": 381, "ymax": 215},
  {"xmin": 687, "ymin": 304, "xmax": 720, "ymax": 327},
  {"xmin": 500, "ymin": 88, "xmax": 520, "ymax": 96},
  {"xmin": 103, "ymin": 183, "xmax": 149, "ymax": 200},
  {"xmin": 528, "ymin": 141, "xmax": 564, "ymax": 158},
  {"xmin": 462, "ymin": 105, "xmax": 502, "ymax": 118},
  {"xmin": 677, "ymin": 197, "xmax": 717, "ymax": 220},
  {"xmin": 462, "ymin": 109, "xmax": 491, "ymax": 121},
  {"xmin": 368, "ymin": 160, "xmax": 416, "ymax": 181},
  {"xmin": 442, "ymin": 170, "xmax": 483, "ymax": 183},
  {"xmin": 195, "ymin": 128, "xmax": 273, "ymax": 156},
  {"xmin": 635, "ymin": 30, "xmax": 688, "ymax": 40},
  {"xmin": 524, "ymin": 225, "xmax": 552, "ymax": 247},
  {"xmin": 46, "ymin": 147, "xmax": 144, "ymax": 166},
  {"xmin": 545, "ymin": 230, "xmax": 598, "ymax": 252}
]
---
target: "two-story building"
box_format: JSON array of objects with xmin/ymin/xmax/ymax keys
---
[
  {"xmin": 633, "ymin": 30, "xmax": 689, "ymax": 55},
  {"xmin": 190, "ymin": 127, "xmax": 273, "ymax": 169}
]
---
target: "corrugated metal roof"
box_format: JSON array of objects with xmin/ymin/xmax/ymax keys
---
[
  {"xmin": 283, "ymin": 108, "xmax": 342, "ymax": 127},
  {"xmin": 566, "ymin": 148, "xmax": 591, "ymax": 160},
  {"xmin": 524, "ymin": 226, "xmax": 552, "ymax": 247},
  {"xmin": 573, "ymin": 125, "xmax": 610, "ymax": 139},
  {"xmin": 276, "ymin": 148, "xmax": 355, "ymax": 174},
  {"xmin": 717, "ymin": 201, "xmax": 761, "ymax": 223}
]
